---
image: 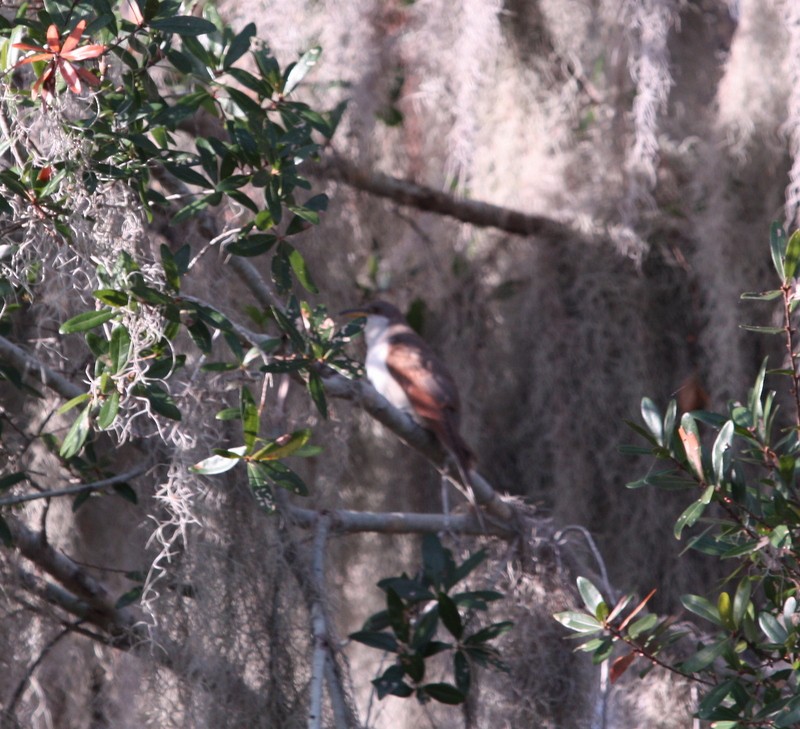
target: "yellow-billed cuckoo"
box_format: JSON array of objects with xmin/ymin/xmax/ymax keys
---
[{"xmin": 342, "ymin": 301, "xmax": 474, "ymax": 487}]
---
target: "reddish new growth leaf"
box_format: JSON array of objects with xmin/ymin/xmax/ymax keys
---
[
  {"xmin": 678, "ymin": 425, "xmax": 704, "ymax": 479},
  {"xmin": 610, "ymin": 652, "xmax": 637, "ymax": 684},
  {"xmin": 13, "ymin": 20, "xmax": 106, "ymax": 106}
]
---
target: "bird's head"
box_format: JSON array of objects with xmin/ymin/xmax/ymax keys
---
[{"xmin": 339, "ymin": 300, "xmax": 405, "ymax": 323}]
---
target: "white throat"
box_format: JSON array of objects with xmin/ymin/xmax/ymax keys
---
[{"xmin": 364, "ymin": 315, "xmax": 414, "ymax": 413}]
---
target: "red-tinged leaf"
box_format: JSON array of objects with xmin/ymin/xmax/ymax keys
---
[
  {"xmin": 61, "ymin": 20, "xmax": 87, "ymax": 55},
  {"xmin": 74, "ymin": 66, "xmax": 100, "ymax": 87},
  {"xmin": 610, "ymin": 652, "xmax": 637, "ymax": 684},
  {"xmin": 12, "ymin": 42, "xmax": 49, "ymax": 52},
  {"xmin": 678, "ymin": 425, "xmax": 703, "ymax": 479},
  {"xmin": 37, "ymin": 167, "xmax": 52, "ymax": 182},
  {"xmin": 57, "ymin": 58, "xmax": 80, "ymax": 93},
  {"xmin": 46, "ymin": 24, "xmax": 60, "ymax": 53},
  {"xmin": 618, "ymin": 588, "xmax": 657, "ymax": 631},
  {"xmin": 64, "ymin": 44, "xmax": 107, "ymax": 61},
  {"xmin": 14, "ymin": 52, "xmax": 53, "ymax": 65}
]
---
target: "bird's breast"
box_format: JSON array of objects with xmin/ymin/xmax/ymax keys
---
[{"xmin": 366, "ymin": 338, "xmax": 414, "ymax": 413}]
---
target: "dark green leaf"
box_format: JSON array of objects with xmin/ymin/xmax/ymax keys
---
[
  {"xmin": 674, "ymin": 498, "xmax": 707, "ymax": 539},
  {"xmin": 464, "ymin": 621, "xmax": 514, "ymax": 644},
  {"xmin": 349, "ymin": 630, "xmax": 398, "ymax": 652},
  {"xmin": 307, "ymin": 370, "xmax": 327, "ymax": 418},
  {"xmin": 226, "ymin": 234, "xmax": 277, "ymax": 257},
  {"xmin": 240, "ymin": 386, "xmax": 259, "ymax": 451},
  {"xmin": 135, "ymin": 384, "xmax": 181, "ymax": 420},
  {"xmin": 93, "ymin": 289, "xmax": 130, "ymax": 307},
  {"xmin": 224, "ymin": 22, "xmax": 256, "ymax": 68},
  {"xmin": 372, "ymin": 665, "xmax": 412, "ymax": 699},
  {"xmin": 420, "ymin": 683, "xmax": 465, "ymax": 705},
  {"xmin": 0, "ymin": 472, "xmax": 27, "ymax": 491},
  {"xmin": 115, "ymin": 585, "xmax": 143, "ymax": 609},
  {"xmin": 113, "ymin": 483, "xmax": 138, "ymax": 504},
  {"xmin": 740, "ymin": 324, "xmax": 785, "ymax": 335},
  {"xmin": 0, "ymin": 515, "xmax": 12, "ymax": 546},
  {"xmin": 438, "ymin": 594, "xmax": 463, "ymax": 639},
  {"xmin": 680, "ymin": 638, "xmax": 728, "ymax": 673},
  {"xmin": 150, "ymin": 16, "xmax": 217, "ymax": 36}
]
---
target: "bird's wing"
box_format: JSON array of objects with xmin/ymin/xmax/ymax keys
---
[
  {"xmin": 386, "ymin": 330, "xmax": 474, "ymax": 473},
  {"xmin": 385, "ymin": 331, "xmax": 460, "ymax": 422}
]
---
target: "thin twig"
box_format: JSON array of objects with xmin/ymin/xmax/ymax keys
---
[{"xmin": 4, "ymin": 625, "xmax": 73, "ymax": 722}]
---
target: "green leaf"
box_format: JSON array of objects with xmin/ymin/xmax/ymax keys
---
[
  {"xmin": 349, "ymin": 630, "xmax": 398, "ymax": 652},
  {"xmin": 641, "ymin": 397, "xmax": 664, "ymax": 445},
  {"xmin": 224, "ymin": 22, "xmax": 256, "ymax": 68},
  {"xmin": 784, "ymin": 229, "xmax": 800, "ymax": 280},
  {"xmin": 150, "ymin": 16, "xmax": 217, "ymax": 36},
  {"xmin": 681, "ymin": 594, "xmax": 723, "ymax": 627},
  {"xmin": 627, "ymin": 613, "xmax": 658, "ymax": 640},
  {"xmin": 115, "ymin": 585, "xmax": 143, "ymax": 609},
  {"xmin": 438, "ymin": 594, "xmax": 463, "ymax": 639},
  {"xmin": 718, "ymin": 591, "xmax": 735, "ymax": 631},
  {"xmin": 554, "ymin": 611, "xmax": 602, "ymax": 633},
  {"xmin": 733, "ymin": 578, "xmax": 751, "ymax": 629},
  {"xmin": 134, "ymin": 384, "xmax": 181, "ymax": 420},
  {"xmin": 711, "ymin": 420, "xmax": 733, "ymax": 484},
  {"xmin": 770, "ymin": 222, "xmax": 786, "ymax": 280},
  {"xmin": 680, "ymin": 638, "xmax": 728, "ymax": 673},
  {"xmin": 190, "ymin": 445, "xmax": 247, "ymax": 475},
  {"xmin": 307, "ymin": 370, "xmax": 327, "ymax": 418},
  {"xmin": 740, "ymin": 324, "xmax": 785, "ymax": 335},
  {"xmin": 740, "ymin": 289, "xmax": 783, "ymax": 301},
  {"xmin": 109, "ymin": 325, "xmax": 131, "ymax": 374},
  {"xmin": 577, "ymin": 577, "xmax": 604, "ymax": 614},
  {"xmin": 283, "ymin": 46, "xmax": 321, "ymax": 96},
  {"xmin": 758, "ymin": 612, "xmax": 788, "ymax": 644},
  {"xmin": 113, "ymin": 483, "xmax": 138, "ymax": 504},
  {"xmin": 251, "ymin": 429, "xmax": 311, "ymax": 461},
  {"xmin": 240, "ymin": 386, "xmax": 259, "ymax": 451},
  {"xmin": 288, "ymin": 245, "xmax": 319, "ymax": 293},
  {"xmin": 464, "ymin": 621, "xmax": 514, "ymax": 644},
  {"xmin": 0, "ymin": 472, "xmax": 27, "ymax": 491},
  {"xmin": 57, "ymin": 392, "xmax": 91, "ymax": 415},
  {"xmin": 97, "ymin": 390, "xmax": 120, "ymax": 429},
  {"xmin": 697, "ymin": 680, "xmax": 736, "ymax": 719},
  {"xmin": 674, "ymin": 498, "xmax": 707, "ymax": 539},
  {"xmin": 60, "ymin": 404, "xmax": 91, "ymax": 459},
  {"xmin": 420, "ymin": 683, "xmax": 465, "ymax": 705},
  {"xmin": 93, "ymin": 289, "xmax": 130, "ymax": 306},
  {"xmin": 59, "ymin": 309, "xmax": 116, "ymax": 334},
  {"xmin": 372, "ymin": 665, "xmax": 412, "ymax": 699}
]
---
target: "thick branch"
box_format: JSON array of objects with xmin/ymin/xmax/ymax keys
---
[
  {"xmin": 316, "ymin": 155, "xmax": 579, "ymax": 241},
  {"xmin": 0, "ymin": 335, "xmax": 84, "ymax": 400}
]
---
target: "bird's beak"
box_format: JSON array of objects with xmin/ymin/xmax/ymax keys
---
[{"xmin": 339, "ymin": 307, "xmax": 368, "ymax": 319}]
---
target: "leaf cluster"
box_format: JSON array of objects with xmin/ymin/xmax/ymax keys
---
[
  {"xmin": 350, "ymin": 534, "xmax": 512, "ymax": 705},
  {"xmin": 556, "ymin": 224, "xmax": 800, "ymax": 728}
]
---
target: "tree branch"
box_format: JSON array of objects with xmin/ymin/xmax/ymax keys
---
[
  {"xmin": 0, "ymin": 335, "xmax": 84, "ymax": 400},
  {"xmin": 316, "ymin": 154, "xmax": 580, "ymax": 241},
  {"xmin": 0, "ymin": 465, "xmax": 149, "ymax": 507},
  {"xmin": 320, "ymin": 371, "xmax": 519, "ymax": 525}
]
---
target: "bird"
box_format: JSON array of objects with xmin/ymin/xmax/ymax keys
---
[{"xmin": 341, "ymin": 300, "xmax": 475, "ymax": 490}]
